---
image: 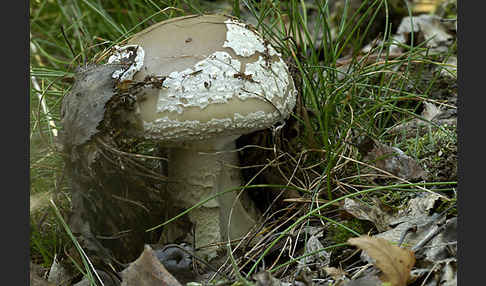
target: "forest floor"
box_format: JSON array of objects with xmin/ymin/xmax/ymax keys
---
[{"xmin": 30, "ymin": 1, "xmax": 457, "ymax": 285}]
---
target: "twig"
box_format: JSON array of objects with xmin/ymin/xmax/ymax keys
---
[
  {"xmin": 30, "ymin": 33, "xmax": 58, "ymax": 138},
  {"xmin": 411, "ymin": 216, "xmax": 447, "ymax": 252}
]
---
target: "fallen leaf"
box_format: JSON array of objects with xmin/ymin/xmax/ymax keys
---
[
  {"xmin": 422, "ymin": 217, "xmax": 457, "ymax": 262},
  {"xmin": 120, "ymin": 245, "xmax": 182, "ymax": 286},
  {"xmin": 390, "ymin": 14, "xmax": 454, "ymax": 54},
  {"xmin": 362, "ymin": 140, "xmax": 426, "ymax": 180},
  {"xmin": 30, "ymin": 262, "xmax": 56, "ymax": 286},
  {"xmin": 421, "ymin": 102, "xmax": 442, "ymax": 121},
  {"xmin": 370, "ymin": 193, "xmax": 456, "ymax": 268},
  {"xmin": 348, "ymin": 236, "xmax": 415, "ymax": 286},
  {"xmin": 342, "ymin": 197, "xmax": 395, "ymax": 232},
  {"xmin": 389, "ymin": 102, "xmax": 456, "ymax": 137},
  {"xmin": 253, "ymin": 271, "xmax": 282, "ymax": 286},
  {"xmin": 47, "ymin": 255, "xmax": 72, "ymax": 285},
  {"xmin": 363, "ymin": 13, "xmax": 455, "ymax": 56},
  {"xmin": 403, "ymin": 192, "xmax": 441, "ymax": 218},
  {"xmin": 342, "ymin": 275, "xmax": 382, "ymax": 286},
  {"xmin": 73, "ymin": 270, "xmax": 120, "ymax": 286},
  {"xmin": 302, "ymin": 226, "xmax": 325, "ymax": 238},
  {"xmin": 438, "ymin": 259, "xmax": 457, "ymax": 286},
  {"xmin": 301, "ymin": 235, "xmax": 330, "ymax": 267}
]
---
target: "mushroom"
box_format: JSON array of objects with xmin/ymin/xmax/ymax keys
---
[{"xmin": 111, "ymin": 14, "xmax": 297, "ymax": 260}]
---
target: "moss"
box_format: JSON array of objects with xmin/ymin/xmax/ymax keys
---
[
  {"xmin": 403, "ymin": 125, "xmax": 457, "ymax": 182},
  {"xmin": 328, "ymin": 218, "xmax": 373, "ymax": 244},
  {"xmin": 436, "ymin": 0, "xmax": 457, "ymax": 19},
  {"xmin": 434, "ymin": 197, "xmax": 457, "ymax": 216}
]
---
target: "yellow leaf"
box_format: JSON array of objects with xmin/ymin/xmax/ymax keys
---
[{"xmin": 348, "ymin": 236, "xmax": 415, "ymax": 286}]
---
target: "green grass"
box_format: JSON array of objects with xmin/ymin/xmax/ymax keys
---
[{"xmin": 30, "ymin": 0, "xmax": 457, "ymax": 284}]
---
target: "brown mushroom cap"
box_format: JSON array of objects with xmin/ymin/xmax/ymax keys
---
[{"xmin": 126, "ymin": 14, "xmax": 297, "ymax": 143}]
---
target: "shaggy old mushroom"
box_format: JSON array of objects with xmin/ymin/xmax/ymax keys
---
[{"xmin": 109, "ymin": 14, "xmax": 297, "ymax": 259}]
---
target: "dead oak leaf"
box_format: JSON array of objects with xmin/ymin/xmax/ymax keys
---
[{"xmin": 348, "ymin": 236, "xmax": 415, "ymax": 286}]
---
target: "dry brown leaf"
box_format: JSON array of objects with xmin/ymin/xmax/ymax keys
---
[
  {"xmin": 348, "ymin": 236, "xmax": 415, "ymax": 286},
  {"xmin": 388, "ymin": 102, "xmax": 457, "ymax": 137},
  {"xmin": 342, "ymin": 198, "xmax": 395, "ymax": 232},
  {"xmin": 120, "ymin": 245, "xmax": 182, "ymax": 286},
  {"xmin": 363, "ymin": 141, "xmax": 426, "ymax": 180}
]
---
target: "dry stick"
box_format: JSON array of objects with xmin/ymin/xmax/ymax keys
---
[
  {"xmin": 270, "ymin": 233, "xmax": 293, "ymax": 274},
  {"xmin": 286, "ymin": 223, "xmax": 307, "ymax": 278},
  {"xmin": 420, "ymin": 261, "xmax": 442, "ymax": 286},
  {"xmin": 282, "ymin": 197, "xmax": 341, "ymax": 207},
  {"xmin": 411, "ymin": 216, "xmax": 447, "ymax": 253},
  {"xmin": 231, "ymin": 205, "xmax": 297, "ymax": 277},
  {"xmin": 256, "ymin": 209, "xmax": 295, "ymax": 278},
  {"xmin": 350, "ymin": 263, "xmax": 373, "ymax": 280},
  {"xmin": 277, "ymin": 150, "xmax": 309, "ymax": 190},
  {"xmin": 30, "ymin": 34, "xmax": 58, "ymax": 138}
]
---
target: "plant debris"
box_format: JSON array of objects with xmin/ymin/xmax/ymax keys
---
[
  {"xmin": 389, "ymin": 102, "xmax": 457, "ymax": 138},
  {"xmin": 73, "ymin": 270, "xmax": 121, "ymax": 286},
  {"xmin": 120, "ymin": 245, "xmax": 183, "ymax": 286},
  {"xmin": 389, "ymin": 14, "xmax": 455, "ymax": 55},
  {"xmin": 31, "ymin": 1, "xmax": 458, "ymax": 285},
  {"xmin": 342, "ymin": 197, "xmax": 395, "ymax": 232},
  {"xmin": 360, "ymin": 139, "xmax": 427, "ymax": 180},
  {"xmin": 300, "ymin": 235, "xmax": 330, "ymax": 268},
  {"xmin": 30, "ymin": 262, "xmax": 56, "ymax": 286},
  {"xmin": 47, "ymin": 255, "xmax": 72, "ymax": 285},
  {"xmin": 253, "ymin": 271, "xmax": 284, "ymax": 286},
  {"xmin": 344, "ymin": 192, "xmax": 456, "ymax": 285},
  {"xmin": 341, "ymin": 275, "xmax": 383, "ymax": 286},
  {"xmin": 59, "ymin": 64, "xmax": 119, "ymax": 150},
  {"xmin": 348, "ymin": 235, "xmax": 415, "ymax": 286}
]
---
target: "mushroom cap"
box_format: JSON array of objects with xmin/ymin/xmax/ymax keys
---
[{"xmin": 123, "ymin": 14, "xmax": 297, "ymax": 144}]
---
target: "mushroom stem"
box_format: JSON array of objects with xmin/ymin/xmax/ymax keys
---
[{"xmin": 167, "ymin": 139, "xmax": 259, "ymax": 260}]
